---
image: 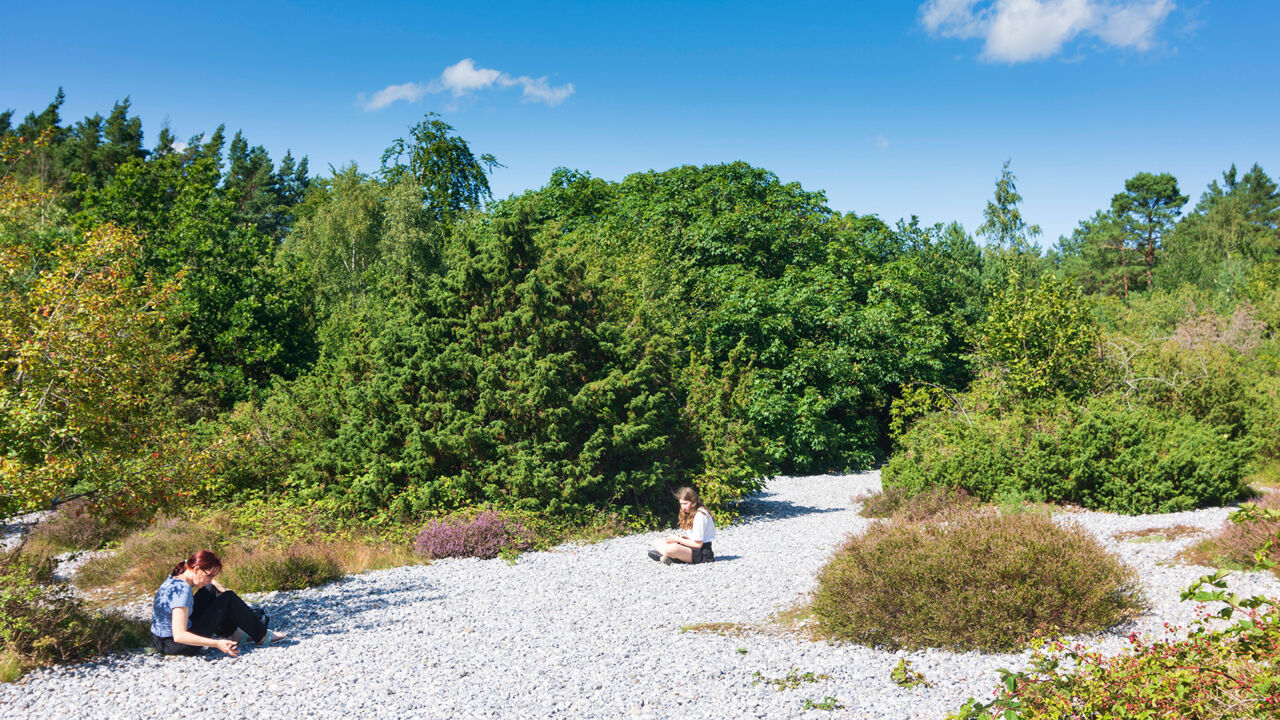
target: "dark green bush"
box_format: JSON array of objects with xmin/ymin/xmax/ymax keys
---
[
  {"xmin": 885, "ymin": 395, "xmax": 1249, "ymax": 514},
  {"xmin": 1068, "ymin": 397, "xmax": 1250, "ymax": 513},
  {"xmin": 811, "ymin": 513, "xmax": 1142, "ymax": 651},
  {"xmin": 272, "ymin": 204, "xmax": 701, "ymax": 520}
]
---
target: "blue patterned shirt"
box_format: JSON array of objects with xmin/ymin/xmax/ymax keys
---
[{"xmin": 151, "ymin": 576, "xmax": 193, "ymax": 637}]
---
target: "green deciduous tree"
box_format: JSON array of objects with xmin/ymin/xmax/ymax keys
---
[
  {"xmin": 0, "ymin": 137, "xmax": 219, "ymax": 518},
  {"xmin": 977, "ymin": 272, "xmax": 1102, "ymax": 402},
  {"xmin": 977, "ymin": 160, "xmax": 1042, "ymax": 288},
  {"xmin": 380, "ymin": 113, "xmax": 502, "ymax": 224},
  {"xmin": 284, "ymin": 165, "xmax": 437, "ymax": 318},
  {"xmin": 516, "ymin": 162, "xmax": 972, "ymax": 473}
]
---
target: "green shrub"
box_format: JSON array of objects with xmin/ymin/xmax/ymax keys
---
[
  {"xmin": 1185, "ymin": 491, "xmax": 1280, "ymax": 572},
  {"xmin": 954, "ymin": 619, "xmax": 1280, "ymax": 719},
  {"xmin": 977, "ymin": 272, "xmax": 1104, "ymax": 402},
  {"xmin": 0, "ymin": 551, "xmax": 147, "ymax": 680},
  {"xmin": 219, "ymin": 545, "xmax": 342, "ymax": 593},
  {"xmin": 810, "ymin": 512, "xmax": 1142, "ymax": 651},
  {"xmin": 885, "ymin": 394, "xmax": 1249, "ymax": 514}
]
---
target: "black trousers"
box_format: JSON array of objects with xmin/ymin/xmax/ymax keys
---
[{"xmin": 152, "ymin": 586, "xmax": 267, "ymax": 656}]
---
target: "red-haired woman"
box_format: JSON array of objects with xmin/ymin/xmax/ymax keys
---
[
  {"xmin": 649, "ymin": 487, "xmax": 716, "ymax": 565},
  {"xmin": 150, "ymin": 550, "xmax": 286, "ymax": 656}
]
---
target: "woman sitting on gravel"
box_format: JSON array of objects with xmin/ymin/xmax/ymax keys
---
[
  {"xmin": 649, "ymin": 487, "xmax": 715, "ymax": 565},
  {"xmin": 151, "ymin": 550, "xmax": 286, "ymax": 657}
]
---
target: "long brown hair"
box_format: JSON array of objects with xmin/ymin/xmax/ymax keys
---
[
  {"xmin": 675, "ymin": 487, "xmax": 705, "ymax": 530},
  {"xmin": 171, "ymin": 550, "xmax": 222, "ymax": 577}
]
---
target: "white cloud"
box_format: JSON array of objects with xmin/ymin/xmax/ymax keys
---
[
  {"xmin": 1095, "ymin": 0, "xmax": 1174, "ymax": 49},
  {"xmin": 919, "ymin": 0, "xmax": 1175, "ymax": 62},
  {"xmin": 504, "ymin": 75, "xmax": 576, "ymax": 106},
  {"xmin": 440, "ymin": 58, "xmax": 502, "ymax": 95},
  {"xmin": 358, "ymin": 81, "xmax": 429, "ymax": 111},
  {"xmin": 872, "ymin": 134, "xmax": 891, "ymax": 148},
  {"xmin": 170, "ymin": 140, "xmax": 188, "ymax": 153},
  {"xmin": 360, "ymin": 58, "xmax": 574, "ymax": 111}
]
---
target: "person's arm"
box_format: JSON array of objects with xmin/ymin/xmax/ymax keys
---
[
  {"xmin": 170, "ymin": 606, "xmax": 239, "ymax": 656},
  {"xmin": 209, "ymin": 577, "xmax": 230, "ymax": 594},
  {"xmin": 665, "ymin": 534, "xmax": 703, "ymax": 549}
]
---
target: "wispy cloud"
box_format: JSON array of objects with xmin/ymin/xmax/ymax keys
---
[
  {"xmin": 919, "ymin": 0, "xmax": 1175, "ymax": 62},
  {"xmin": 872, "ymin": 134, "xmax": 891, "ymax": 148},
  {"xmin": 360, "ymin": 81, "xmax": 430, "ymax": 111},
  {"xmin": 359, "ymin": 58, "xmax": 575, "ymax": 111}
]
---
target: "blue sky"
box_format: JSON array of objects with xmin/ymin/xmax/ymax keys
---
[{"xmin": 2, "ymin": 1, "xmax": 1277, "ymax": 243}]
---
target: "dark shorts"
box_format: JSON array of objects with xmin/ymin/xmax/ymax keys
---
[
  {"xmin": 152, "ymin": 633, "xmax": 204, "ymax": 656},
  {"xmin": 690, "ymin": 542, "xmax": 714, "ymax": 564}
]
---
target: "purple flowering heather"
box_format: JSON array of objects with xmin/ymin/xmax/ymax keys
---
[{"xmin": 413, "ymin": 510, "xmax": 534, "ymax": 560}]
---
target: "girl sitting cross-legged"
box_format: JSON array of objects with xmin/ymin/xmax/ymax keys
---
[
  {"xmin": 151, "ymin": 550, "xmax": 286, "ymax": 657},
  {"xmin": 649, "ymin": 487, "xmax": 715, "ymax": 565}
]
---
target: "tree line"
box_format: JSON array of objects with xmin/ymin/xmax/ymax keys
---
[{"xmin": 2, "ymin": 89, "xmax": 1277, "ymax": 527}]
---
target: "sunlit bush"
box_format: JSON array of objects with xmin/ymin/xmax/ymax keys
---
[{"xmin": 811, "ymin": 512, "xmax": 1142, "ymax": 651}]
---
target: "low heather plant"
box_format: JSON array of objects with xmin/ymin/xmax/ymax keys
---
[
  {"xmin": 1186, "ymin": 491, "xmax": 1280, "ymax": 572},
  {"xmin": 857, "ymin": 485, "xmax": 977, "ymax": 522},
  {"xmin": 811, "ymin": 512, "xmax": 1143, "ymax": 651},
  {"xmin": 954, "ymin": 502, "xmax": 1280, "ymax": 719},
  {"xmin": 24, "ymin": 499, "xmax": 133, "ymax": 555},
  {"xmin": 413, "ymin": 510, "xmax": 534, "ymax": 560}
]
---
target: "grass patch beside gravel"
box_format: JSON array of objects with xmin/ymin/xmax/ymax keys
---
[
  {"xmin": 73, "ymin": 513, "xmax": 423, "ymax": 600},
  {"xmin": 679, "ymin": 622, "xmax": 752, "ymax": 637}
]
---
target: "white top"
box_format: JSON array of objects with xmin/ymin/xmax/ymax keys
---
[{"xmin": 688, "ymin": 507, "xmax": 715, "ymax": 543}]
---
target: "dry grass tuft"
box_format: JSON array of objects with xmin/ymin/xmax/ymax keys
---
[
  {"xmin": 73, "ymin": 515, "xmax": 425, "ymax": 599},
  {"xmin": 1112, "ymin": 524, "xmax": 1205, "ymax": 543},
  {"xmin": 679, "ymin": 622, "xmax": 753, "ymax": 637}
]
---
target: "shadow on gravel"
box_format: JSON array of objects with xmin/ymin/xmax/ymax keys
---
[
  {"xmin": 735, "ymin": 496, "xmax": 846, "ymax": 523},
  {"xmin": 267, "ymin": 579, "xmax": 446, "ymax": 640}
]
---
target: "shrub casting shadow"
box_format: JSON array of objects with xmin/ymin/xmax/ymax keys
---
[{"xmin": 733, "ymin": 495, "xmax": 845, "ymax": 524}]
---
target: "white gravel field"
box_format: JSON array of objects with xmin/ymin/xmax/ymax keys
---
[{"xmin": 2, "ymin": 471, "xmax": 1277, "ymax": 719}]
